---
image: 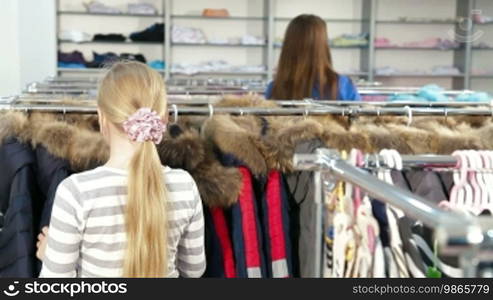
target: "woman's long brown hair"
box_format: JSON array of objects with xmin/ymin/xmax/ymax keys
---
[{"xmin": 271, "ymin": 14, "xmax": 338, "ymax": 100}]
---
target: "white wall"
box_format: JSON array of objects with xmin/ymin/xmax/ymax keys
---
[
  {"xmin": 0, "ymin": 0, "xmax": 56, "ymax": 96},
  {"xmin": 0, "ymin": 0, "xmax": 21, "ymax": 96}
]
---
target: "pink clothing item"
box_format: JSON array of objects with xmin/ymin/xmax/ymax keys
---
[
  {"xmin": 402, "ymin": 37, "xmax": 441, "ymax": 48},
  {"xmin": 123, "ymin": 107, "xmax": 166, "ymax": 144},
  {"xmin": 374, "ymin": 37, "xmax": 396, "ymax": 48}
]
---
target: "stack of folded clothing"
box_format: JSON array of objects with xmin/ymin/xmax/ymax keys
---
[
  {"xmin": 127, "ymin": 3, "xmax": 158, "ymax": 15},
  {"xmin": 401, "ymin": 37, "xmax": 459, "ymax": 49},
  {"xmin": 171, "ymin": 60, "xmax": 265, "ymax": 75},
  {"xmin": 93, "ymin": 33, "xmax": 127, "ymax": 42},
  {"xmin": 130, "ymin": 23, "xmax": 164, "ymax": 42},
  {"xmin": 430, "ymin": 65, "xmax": 461, "ymax": 75},
  {"xmin": 58, "ymin": 51, "xmax": 87, "ymax": 68},
  {"xmin": 473, "ymin": 12, "xmax": 493, "ymax": 24},
  {"xmin": 330, "ymin": 33, "xmax": 368, "ymax": 47},
  {"xmin": 83, "ymin": 1, "xmax": 121, "ymax": 14},
  {"xmin": 120, "ymin": 53, "xmax": 146, "ymax": 63},
  {"xmin": 58, "ymin": 51, "xmax": 150, "ymax": 69},
  {"xmin": 202, "ymin": 8, "xmax": 230, "ymax": 17},
  {"xmin": 388, "ymin": 84, "xmax": 449, "ymax": 102},
  {"xmin": 148, "ymin": 60, "xmax": 165, "ymax": 70},
  {"xmin": 374, "ymin": 37, "xmax": 397, "ymax": 48},
  {"xmin": 455, "ymin": 92, "xmax": 491, "ymax": 102},
  {"xmin": 241, "ymin": 35, "xmax": 265, "ymax": 45},
  {"xmin": 59, "ymin": 30, "xmax": 92, "ymax": 43},
  {"xmin": 473, "ymin": 42, "xmax": 493, "ymax": 49},
  {"xmin": 86, "ymin": 51, "xmax": 120, "ymax": 68},
  {"xmin": 172, "ymin": 25, "xmax": 207, "ymax": 44}
]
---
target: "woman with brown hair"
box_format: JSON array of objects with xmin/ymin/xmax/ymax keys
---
[{"xmin": 265, "ymin": 14, "xmax": 361, "ymax": 101}]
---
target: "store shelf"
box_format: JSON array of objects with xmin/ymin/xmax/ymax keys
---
[
  {"xmin": 377, "ymin": 19, "xmax": 457, "ymax": 25},
  {"xmin": 376, "ymin": 47, "xmax": 460, "ymax": 51},
  {"xmin": 58, "ymin": 40, "xmax": 163, "ymax": 45},
  {"xmin": 275, "ymin": 17, "xmax": 366, "ymax": 23},
  {"xmin": 172, "ymin": 42, "xmax": 266, "ymax": 48},
  {"xmin": 58, "ymin": 68, "xmax": 165, "ymax": 74},
  {"xmin": 471, "ymin": 74, "xmax": 493, "ymax": 78},
  {"xmin": 274, "ymin": 44, "xmax": 368, "ymax": 49},
  {"xmin": 171, "ymin": 15, "xmax": 265, "ymax": 21},
  {"xmin": 58, "ymin": 11, "xmax": 164, "ymax": 17},
  {"xmin": 171, "ymin": 71, "xmax": 268, "ymax": 76},
  {"xmin": 375, "ymin": 73, "xmax": 465, "ymax": 78}
]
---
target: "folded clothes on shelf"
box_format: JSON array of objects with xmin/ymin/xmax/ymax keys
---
[
  {"xmin": 127, "ymin": 3, "xmax": 158, "ymax": 15},
  {"xmin": 472, "ymin": 12, "xmax": 493, "ymax": 24},
  {"xmin": 202, "ymin": 8, "xmax": 230, "ymax": 17},
  {"xmin": 130, "ymin": 23, "xmax": 164, "ymax": 42},
  {"xmin": 375, "ymin": 37, "xmax": 460, "ymax": 49},
  {"xmin": 83, "ymin": 1, "xmax": 121, "ymax": 14},
  {"xmin": 375, "ymin": 65, "xmax": 461, "ymax": 76},
  {"xmin": 148, "ymin": 60, "xmax": 165, "ymax": 70},
  {"xmin": 241, "ymin": 35, "xmax": 265, "ymax": 45},
  {"xmin": 456, "ymin": 92, "xmax": 491, "ymax": 102},
  {"xmin": 401, "ymin": 37, "xmax": 459, "ymax": 49},
  {"xmin": 86, "ymin": 51, "xmax": 120, "ymax": 68},
  {"xmin": 471, "ymin": 68, "xmax": 493, "ymax": 75},
  {"xmin": 396, "ymin": 16, "xmax": 458, "ymax": 23},
  {"xmin": 59, "ymin": 30, "xmax": 92, "ymax": 43},
  {"xmin": 120, "ymin": 53, "xmax": 146, "ymax": 63},
  {"xmin": 93, "ymin": 33, "xmax": 126, "ymax": 42},
  {"xmin": 58, "ymin": 50, "xmax": 151, "ymax": 69},
  {"xmin": 172, "ymin": 25, "xmax": 207, "ymax": 44},
  {"xmin": 374, "ymin": 37, "xmax": 397, "ymax": 48},
  {"xmin": 58, "ymin": 62, "xmax": 87, "ymax": 69},
  {"xmin": 375, "ymin": 66, "xmax": 398, "ymax": 75},
  {"xmin": 430, "ymin": 65, "xmax": 461, "ymax": 75},
  {"xmin": 330, "ymin": 33, "xmax": 368, "ymax": 47},
  {"xmin": 389, "ymin": 84, "xmax": 448, "ymax": 102},
  {"xmin": 473, "ymin": 42, "xmax": 493, "ymax": 49},
  {"xmin": 208, "ymin": 37, "xmax": 231, "ymax": 45},
  {"xmin": 58, "ymin": 50, "xmax": 87, "ymax": 65},
  {"xmin": 171, "ymin": 60, "xmax": 265, "ymax": 75}
]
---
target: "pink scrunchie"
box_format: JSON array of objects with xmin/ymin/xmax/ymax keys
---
[{"xmin": 123, "ymin": 107, "xmax": 166, "ymax": 144}]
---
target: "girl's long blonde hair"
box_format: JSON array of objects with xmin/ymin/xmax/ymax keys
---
[{"xmin": 98, "ymin": 61, "xmax": 168, "ymax": 277}]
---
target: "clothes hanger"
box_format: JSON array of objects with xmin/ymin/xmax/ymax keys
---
[
  {"xmin": 460, "ymin": 151, "xmax": 474, "ymax": 212},
  {"xmin": 484, "ymin": 151, "xmax": 493, "ymax": 210},
  {"xmin": 171, "ymin": 104, "xmax": 178, "ymax": 124},
  {"xmin": 379, "ymin": 149, "xmax": 394, "ymax": 185},
  {"xmin": 480, "ymin": 151, "xmax": 493, "ymax": 214},
  {"xmin": 448, "ymin": 150, "xmax": 468, "ymax": 209},
  {"xmin": 470, "ymin": 151, "xmax": 487, "ymax": 215}
]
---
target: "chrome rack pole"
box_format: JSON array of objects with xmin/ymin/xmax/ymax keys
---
[
  {"xmin": 293, "ymin": 148, "xmax": 483, "ymax": 278},
  {"xmin": 366, "ymin": 154, "xmax": 459, "ymax": 169}
]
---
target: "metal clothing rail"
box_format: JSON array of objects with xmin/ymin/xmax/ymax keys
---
[
  {"xmin": 2, "ymin": 101, "xmax": 493, "ymax": 117},
  {"xmin": 3, "ymin": 94, "xmax": 493, "ymax": 108},
  {"xmin": 366, "ymin": 154, "xmax": 458, "ymax": 168},
  {"xmin": 293, "ymin": 149, "xmax": 488, "ymax": 278},
  {"xmin": 29, "ymin": 78, "xmax": 483, "ymax": 97}
]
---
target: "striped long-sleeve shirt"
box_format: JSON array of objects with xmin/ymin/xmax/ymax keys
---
[{"xmin": 39, "ymin": 166, "xmax": 206, "ymax": 278}]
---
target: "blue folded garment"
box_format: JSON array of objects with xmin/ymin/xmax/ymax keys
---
[
  {"xmin": 417, "ymin": 84, "xmax": 448, "ymax": 102},
  {"xmin": 58, "ymin": 62, "xmax": 86, "ymax": 69},
  {"xmin": 455, "ymin": 92, "xmax": 491, "ymax": 102},
  {"xmin": 388, "ymin": 94, "xmax": 421, "ymax": 101},
  {"xmin": 148, "ymin": 60, "xmax": 165, "ymax": 70}
]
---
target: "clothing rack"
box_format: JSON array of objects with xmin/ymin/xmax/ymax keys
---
[
  {"xmin": 2, "ymin": 99, "xmax": 493, "ymax": 117},
  {"xmin": 293, "ymin": 149, "xmax": 492, "ymax": 278},
  {"xmin": 26, "ymin": 77, "xmax": 484, "ymax": 98}
]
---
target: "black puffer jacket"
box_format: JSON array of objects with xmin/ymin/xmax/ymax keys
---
[{"xmin": 0, "ymin": 137, "xmax": 38, "ymax": 277}]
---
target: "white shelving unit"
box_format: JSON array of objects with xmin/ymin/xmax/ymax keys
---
[{"xmin": 55, "ymin": 0, "xmax": 493, "ymax": 93}]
